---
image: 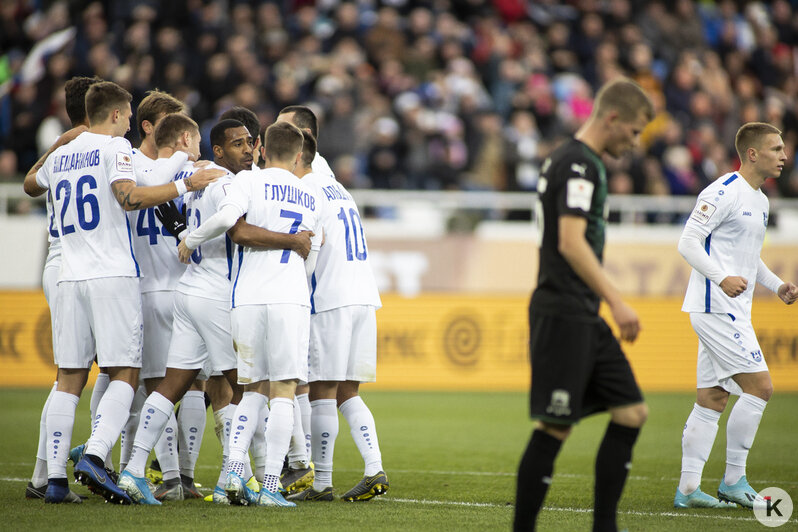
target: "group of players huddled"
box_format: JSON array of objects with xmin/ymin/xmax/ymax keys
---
[{"xmin": 22, "ymin": 76, "xmax": 388, "ymax": 507}]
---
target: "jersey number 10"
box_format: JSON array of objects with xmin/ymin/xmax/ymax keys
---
[{"xmin": 337, "ymin": 207, "xmax": 367, "ymax": 261}]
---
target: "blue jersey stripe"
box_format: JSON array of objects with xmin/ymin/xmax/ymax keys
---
[
  {"xmin": 125, "ymin": 215, "xmax": 141, "ymax": 277},
  {"xmin": 704, "ymin": 233, "xmax": 711, "ymax": 312},
  {"xmin": 722, "ymin": 173, "xmax": 738, "ymax": 186},
  {"xmin": 225, "ymin": 235, "xmax": 233, "ymax": 281},
  {"xmin": 310, "ymin": 272, "xmax": 317, "ymax": 315},
  {"xmin": 231, "ymin": 246, "xmax": 244, "ymax": 308}
]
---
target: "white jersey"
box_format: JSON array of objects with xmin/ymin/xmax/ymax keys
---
[
  {"xmin": 176, "ymin": 162, "xmax": 236, "ymax": 302},
  {"xmin": 311, "ymin": 152, "xmax": 335, "ymax": 180},
  {"xmin": 221, "ymin": 167, "xmax": 320, "ymax": 307},
  {"xmin": 302, "ymin": 173, "xmax": 381, "ymax": 312},
  {"xmin": 682, "ymin": 172, "xmax": 769, "ymax": 317},
  {"xmin": 35, "ymin": 131, "xmax": 139, "ymax": 281},
  {"xmin": 44, "ymin": 189, "xmax": 62, "ymax": 263},
  {"xmin": 128, "ymin": 149, "xmax": 190, "ymax": 293}
]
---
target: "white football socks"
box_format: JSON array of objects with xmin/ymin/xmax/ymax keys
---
[
  {"xmin": 154, "ymin": 411, "xmax": 180, "ymax": 481},
  {"xmin": 339, "ymin": 396, "xmax": 383, "ymax": 476},
  {"xmin": 725, "ymin": 393, "xmax": 767, "ymax": 485},
  {"xmin": 119, "ymin": 384, "xmax": 146, "ymax": 471},
  {"xmin": 262, "ymin": 397, "xmax": 294, "ymax": 492},
  {"xmin": 678, "ymin": 403, "xmax": 721, "ymax": 495},
  {"xmin": 89, "ymin": 373, "xmax": 110, "ymax": 426},
  {"xmin": 46, "ymin": 391, "xmax": 79, "ymax": 479},
  {"xmin": 85, "ymin": 380, "xmax": 134, "ymax": 462},
  {"xmin": 178, "ymin": 390, "xmax": 207, "ymax": 479},
  {"xmin": 32, "ymin": 383, "xmax": 57, "ymax": 486},
  {"xmin": 311, "ymin": 399, "xmax": 338, "ymax": 490},
  {"xmin": 288, "ymin": 396, "xmax": 309, "ymax": 468},
  {"xmin": 215, "ymin": 405, "xmax": 234, "ymax": 489},
  {"xmin": 296, "ymin": 392, "xmax": 312, "ymax": 458},
  {"xmin": 126, "ymin": 391, "xmax": 174, "ymax": 477},
  {"xmin": 228, "ymin": 392, "xmax": 267, "ymax": 473},
  {"xmin": 251, "ymin": 402, "xmax": 269, "ymax": 481}
]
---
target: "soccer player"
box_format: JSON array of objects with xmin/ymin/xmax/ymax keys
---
[
  {"xmin": 126, "ymin": 93, "xmax": 210, "ymax": 500},
  {"xmin": 23, "ymin": 81, "xmax": 221, "ymax": 504},
  {"xmin": 117, "ymin": 119, "xmax": 311, "ymax": 505},
  {"xmin": 285, "ymin": 131, "xmax": 387, "ymax": 502},
  {"xmin": 277, "ymin": 105, "xmax": 335, "ymax": 180},
  {"xmin": 673, "ymin": 122, "xmax": 798, "ymax": 509},
  {"xmin": 220, "ymin": 106, "xmax": 261, "ymax": 168},
  {"xmin": 514, "ymin": 78, "xmax": 653, "ymax": 532},
  {"xmin": 177, "ymin": 121, "xmax": 321, "ymax": 507},
  {"xmin": 24, "ymin": 75, "xmax": 101, "ymax": 503}
]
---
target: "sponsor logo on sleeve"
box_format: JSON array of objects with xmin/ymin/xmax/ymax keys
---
[
  {"xmin": 689, "ymin": 200, "xmax": 716, "ymax": 224},
  {"xmin": 116, "ymin": 152, "xmax": 133, "ymax": 173},
  {"xmin": 566, "ymin": 178, "xmax": 594, "ymax": 212}
]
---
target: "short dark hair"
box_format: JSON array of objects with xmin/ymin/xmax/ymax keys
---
[
  {"xmin": 153, "ymin": 114, "xmax": 199, "ymax": 149},
  {"xmin": 278, "ymin": 105, "xmax": 318, "ymax": 138},
  {"xmin": 210, "ymin": 119, "xmax": 246, "ymax": 149},
  {"xmin": 220, "ymin": 106, "xmax": 260, "ymax": 140},
  {"xmin": 594, "ymin": 78, "xmax": 654, "ymax": 122},
  {"xmin": 136, "ymin": 90, "xmax": 186, "ymax": 139},
  {"xmin": 64, "ymin": 76, "xmax": 102, "ymax": 126},
  {"xmin": 264, "ymin": 122, "xmax": 303, "ymax": 163},
  {"xmin": 735, "ymin": 122, "xmax": 782, "ymax": 160},
  {"xmin": 300, "ymin": 130, "xmax": 316, "ymax": 168},
  {"xmin": 85, "ymin": 81, "xmax": 133, "ymax": 125}
]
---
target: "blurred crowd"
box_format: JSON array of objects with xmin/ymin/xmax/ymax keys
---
[{"xmin": 2, "ymin": 0, "xmax": 798, "ymax": 199}]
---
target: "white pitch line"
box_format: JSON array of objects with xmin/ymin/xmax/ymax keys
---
[{"xmin": 385, "ymin": 498, "xmax": 798, "ymax": 524}]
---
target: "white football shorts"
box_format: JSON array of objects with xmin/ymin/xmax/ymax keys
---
[
  {"xmin": 140, "ymin": 290, "xmax": 175, "ymax": 380},
  {"xmin": 54, "ymin": 277, "xmax": 143, "ymax": 369},
  {"xmin": 690, "ymin": 312, "xmax": 768, "ymax": 395},
  {"xmin": 167, "ymin": 292, "xmax": 236, "ymax": 373},
  {"xmin": 42, "ymin": 259, "xmax": 59, "ymax": 365},
  {"xmin": 308, "ymin": 305, "xmax": 377, "ymax": 383},
  {"xmin": 232, "ymin": 304, "xmax": 309, "ymax": 384}
]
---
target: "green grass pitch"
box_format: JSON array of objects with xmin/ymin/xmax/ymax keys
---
[{"xmin": 0, "ymin": 389, "xmax": 795, "ymax": 531}]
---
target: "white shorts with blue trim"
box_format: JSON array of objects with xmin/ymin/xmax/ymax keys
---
[{"xmin": 690, "ymin": 312, "xmax": 768, "ymax": 395}]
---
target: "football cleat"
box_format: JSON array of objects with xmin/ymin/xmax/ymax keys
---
[
  {"xmin": 718, "ymin": 476, "xmax": 760, "ymax": 508},
  {"xmin": 118, "ymin": 471, "xmax": 161, "ymax": 505},
  {"xmin": 224, "ymin": 472, "xmax": 258, "ymax": 505},
  {"xmin": 154, "ymin": 478, "xmax": 184, "ymax": 501},
  {"xmin": 341, "ymin": 471, "xmax": 389, "ymax": 502},
  {"xmin": 245, "ymin": 475, "xmax": 261, "ymax": 493},
  {"xmin": 286, "ymin": 486, "xmax": 334, "ymax": 502},
  {"xmin": 43, "ymin": 480, "xmax": 83, "ymax": 504},
  {"xmin": 674, "ymin": 487, "xmax": 736, "ymax": 508},
  {"xmin": 68, "ymin": 444, "xmax": 85, "ymax": 466},
  {"xmin": 281, "ymin": 466, "xmax": 314, "ymax": 494},
  {"xmin": 212, "ymin": 485, "xmax": 230, "ymax": 505},
  {"xmin": 146, "ymin": 459, "xmax": 163, "ymax": 485},
  {"xmin": 256, "ymin": 487, "xmax": 296, "ymax": 507},
  {"xmin": 181, "ymin": 475, "xmax": 203, "ymax": 499},
  {"xmin": 74, "ymin": 455, "xmax": 131, "ymax": 505}
]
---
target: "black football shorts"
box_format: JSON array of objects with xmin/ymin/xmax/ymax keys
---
[{"xmin": 527, "ymin": 311, "xmax": 643, "ymax": 425}]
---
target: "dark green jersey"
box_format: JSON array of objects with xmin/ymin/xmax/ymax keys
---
[{"xmin": 531, "ymin": 139, "xmax": 607, "ymax": 317}]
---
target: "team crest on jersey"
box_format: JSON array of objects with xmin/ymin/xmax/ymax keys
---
[
  {"xmin": 545, "ymin": 389, "xmax": 571, "ymax": 416},
  {"xmin": 116, "ymin": 152, "xmax": 133, "ymax": 172},
  {"xmin": 689, "ymin": 200, "xmax": 716, "ymax": 225}
]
